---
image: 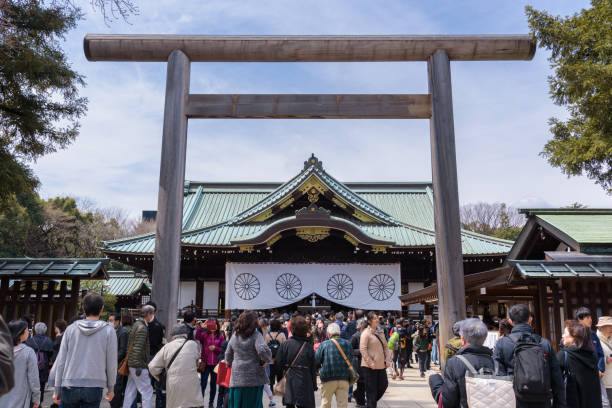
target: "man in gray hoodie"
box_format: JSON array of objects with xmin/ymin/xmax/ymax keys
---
[{"xmin": 52, "ymin": 292, "xmax": 117, "ymax": 407}]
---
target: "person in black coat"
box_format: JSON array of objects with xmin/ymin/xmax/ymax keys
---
[
  {"xmin": 558, "ymin": 320, "xmax": 603, "ymax": 408},
  {"xmin": 274, "ymin": 316, "xmax": 317, "ymax": 408},
  {"xmin": 110, "ymin": 314, "xmax": 133, "ymax": 408},
  {"xmin": 493, "ymin": 304, "xmax": 566, "ymax": 408},
  {"xmin": 429, "ymin": 318, "xmax": 503, "ymax": 408},
  {"xmin": 25, "ymin": 322, "xmax": 53, "ymax": 405},
  {"xmin": 350, "ymin": 318, "xmax": 368, "ymax": 407}
]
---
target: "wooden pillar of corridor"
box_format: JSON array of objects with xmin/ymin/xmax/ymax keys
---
[{"xmin": 84, "ymin": 35, "xmax": 536, "ymax": 350}]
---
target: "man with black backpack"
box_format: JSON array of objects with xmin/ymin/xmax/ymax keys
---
[{"xmin": 493, "ymin": 304, "xmax": 566, "ymax": 408}]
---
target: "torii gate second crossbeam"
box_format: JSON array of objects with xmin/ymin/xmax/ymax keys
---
[{"xmin": 83, "ymin": 34, "xmax": 536, "ymax": 365}]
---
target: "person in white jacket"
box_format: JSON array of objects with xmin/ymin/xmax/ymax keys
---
[
  {"xmin": 149, "ymin": 324, "xmax": 205, "ymax": 408},
  {"xmin": 597, "ymin": 316, "xmax": 612, "ymax": 405}
]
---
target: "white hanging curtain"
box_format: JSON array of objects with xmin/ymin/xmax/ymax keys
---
[{"xmin": 225, "ymin": 262, "xmax": 401, "ymax": 310}]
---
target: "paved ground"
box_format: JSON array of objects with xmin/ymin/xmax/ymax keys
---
[{"xmin": 43, "ymin": 365, "xmax": 438, "ymax": 408}]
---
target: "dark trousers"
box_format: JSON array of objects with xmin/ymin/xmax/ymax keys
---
[
  {"xmin": 417, "ymin": 350, "xmax": 427, "ymax": 374},
  {"xmin": 217, "ymin": 386, "xmax": 228, "ymax": 408},
  {"xmin": 110, "ymin": 375, "xmax": 128, "ymax": 408},
  {"xmin": 269, "ymin": 363, "xmax": 283, "ymax": 389},
  {"xmin": 362, "ymin": 367, "xmax": 388, "ymax": 408},
  {"xmin": 40, "ymin": 380, "xmax": 46, "ymax": 404},
  {"xmin": 353, "ymin": 370, "xmax": 366, "ymax": 406},
  {"xmin": 201, "ymin": 364, "xmax": 217, "ymax": 405},
  {"xmin": 61, "ymin": 386, "xmax": 103, "ymax": 408}
]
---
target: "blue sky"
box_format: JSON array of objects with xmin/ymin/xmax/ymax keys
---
[{"xmin": 32, "ymin": 0, "xmax": 611, "ymax": 217}]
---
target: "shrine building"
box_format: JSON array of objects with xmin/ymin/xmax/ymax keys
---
[{"xmin": 103, "ymin": 155, "xmax": 513, "ymax": 316}]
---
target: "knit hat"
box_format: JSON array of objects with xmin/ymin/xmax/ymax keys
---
[{"xmin": 596, "ymin": 316, "xmax": 612, "ymax": 328}]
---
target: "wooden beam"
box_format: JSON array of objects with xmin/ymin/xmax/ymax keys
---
[
  {"xmin": 83, "ymin": 34, "xmax": 536, "ymax": 62},
  {"xmin": 186, "ymin": 94, "xmax": 431, "ymax": 119},
  {"xmin": 69, "ymin": 279, "xmax": 80, "ymax": 319},
  {"xmin": 537, "ymin": 280, "xmax": 549, "ymax": 339},
  {"xmin": 151, "ymin": 49, "xmax": 190, "ymax": 337},
  {"xmin": 428, "ymin": 49, "xmax": 466, "ymax": 372}
]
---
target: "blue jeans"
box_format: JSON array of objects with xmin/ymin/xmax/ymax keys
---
[
  {"xmin": 201, "ymin": 364, "xmax": 217, "ymax": 405},
  {"xmin": 431, "ymin": 339, "xmax": 439, "ymax": 364},
  {"xmin": 61, "ymin": 387, "xmax": 103, "ymax": 408}
]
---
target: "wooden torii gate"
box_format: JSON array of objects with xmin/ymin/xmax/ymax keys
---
[{"xmin": 84, "ymin": 35, "xmax": 535, "ymax": 354}]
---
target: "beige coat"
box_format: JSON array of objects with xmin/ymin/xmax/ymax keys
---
[
  {"xmin": 598, "ymin": 331, "xmax": 612, "ymax": 388},
  {"xmin": 360, "ymin": 327, "xmax": 391, "ymax": 369},
  {"xmin": 149, "ymin": 336, "xmax": 205, "ymax": 408}
]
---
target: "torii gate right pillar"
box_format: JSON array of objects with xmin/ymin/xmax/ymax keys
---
[{"xmin": 428, "ymin": 49, "xmax": 467, "ymax": 363}]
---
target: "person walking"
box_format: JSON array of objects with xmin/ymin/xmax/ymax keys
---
[
  {"xmin": 443, "ymin": 321, "xmax": 463, "ymax": 362},
  {"xmin": 110, "ymin": 314, "xmax": 133, "ymax": 408},
  {"xmin": 225, "ymin": 310, "xmax": 272, "ymax": 408},
  {"xmin": 276, "ymin": 316, "xmax": 316, "ymax": 408},
  {"xmin": 149, "ymin": 324, "xmax": 205, "ymax": 408},
  {"xmin": 360, "ymin": 312, "xmax": 390, "ymax": 408},
  {"xmin": 314, "ymin": 322, "xmax": 352, "ymax": 408},
  {"xmin": 598, "ymin": 316, "xmax": 612, "ymax": 405},
  {"xmin": 51, "ymin": 319, "xmax": 67, "ymax": 364},
  {"xmin": 558, "ymin": 320, "xmax": 602, "ymax": 408},
  {"xmin": 350, "ymin": 318, "xmax": 368, "ymax": 408},
  {"xmin": 0, "ymin": 320, "xmax": 40, "ymax": 408},
  {"xmin": 266, "ymin": 319, "xmax": 287, "ymax": 390},
  {"xmin": 493, "ymin": 303, "xmax": 565, "ymax": 408},
  {"xmin": 196, "ymin": 319, "xmax": 224, "ymax": 408},
  {"xmin": 575, "ymin": 307, "xmax": 609, "ymax": 407},
  {"xmin": 144, "ymin": 301, "xmax": 165, "ymax": 408},
  {"xmin": 414, "ymin": 327, "xmax": 430, "ymax": 377},
  {"xmin": 52, "ymin": 292, "xmax": 117, "ymax": 407},
  {"xmin": 123, "ymin": 305, "xmax": 155, "ymax": 408},
  {"xmin": 25, "ymin": 322, "xmax": 53, "ymax": 405},
  {"xmin": 429, "ymin": 318, "xmax": 504, "ymax": 408}
]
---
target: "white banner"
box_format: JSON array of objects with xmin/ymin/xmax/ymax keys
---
[{"xmin": 225, "ymin": 263, "xmax": 401, "ymax": 310}]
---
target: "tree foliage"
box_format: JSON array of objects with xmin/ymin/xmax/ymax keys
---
[
  {"xmin": 526, "ymin": 1, "xmax": 612, "ymax": 193},
  {"xmin": 461, "ymin": 202, "xmax": 524, "ymax": 241}
]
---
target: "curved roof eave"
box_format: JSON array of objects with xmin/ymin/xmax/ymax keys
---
[{"xmin": 231, "ymin": 215, "xmax": 395, "ymax": 247}]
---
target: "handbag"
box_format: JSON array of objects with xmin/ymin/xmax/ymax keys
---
[
  {"xmin": 273, "ymin": 342, "xmax": 306, "ymax": 397},
  {"xmin": 331, "ymin": 339, "xmax": 359, "ymax": 386},
  {"xmin": 155, "ymin": 339, "xmax": 189, "ymax": 391},
  {"xmin": 118, "ymin": 324, "xmax": 143, "ymax": 376},
  {"xmin": 216, "ymin": 360, "xmax": 231, "ymax": 387}
]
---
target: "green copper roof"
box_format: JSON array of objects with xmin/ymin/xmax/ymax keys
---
[
  {"xmin": 536, "ymin": 212, "xmax": 612, "ymax": 244},
  {"xmin": 104, "ymin": 156, "xmax": 513, "ymax": 256},
  {"xmin": 0, "ymin": 258, "xmax": 109, "ymax": 279},
  {"xmin": 106, "ymin": 271, "xmax": 151, "ymax": 296}
]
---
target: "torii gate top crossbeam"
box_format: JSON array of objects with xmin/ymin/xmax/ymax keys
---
[{"xmin": 84, "ymin": 34, "xmax": 535, "ymax": 62}]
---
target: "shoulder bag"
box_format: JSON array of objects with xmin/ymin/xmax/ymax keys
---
[
  {"xmin": 331, "ymin": 338, "xmax": 359, "ymax": 386},
  {"xmin": 273, "ymin": 341, "xmax": 306, "ymax": 397},
  {"xmin": 118, "ymin": 324, "xmax": 143, "ymax": 376},
  {"xmin": 155, "ymin": 339, "xmax": 189, "ymax": 391}
]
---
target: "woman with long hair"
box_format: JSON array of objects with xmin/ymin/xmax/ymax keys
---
[
  {"xmin": 359, "ymin": 312, "xmax": 390, "ymax": 408},
  {"xmin": 196, "ymin": 318, "xmax": 224, "ymax": 408},
  {"xmin": 0, "ymin": 320, "xmax": 40, "ymax": 408},
  {"xmin": 558, "ymin": 320, "xmax": 603, "ymax": 408},
  {"xmin": 275, "ymin": 316, "xmax": 316, "ymax": 408},
  {"xmin": 225, "ymin": 311, "xmax": 272, "ymax": 408}
]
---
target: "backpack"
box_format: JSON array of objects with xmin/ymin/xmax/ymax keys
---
[
  {"xmin": 388, "ymin": 332, "xmax": 399, "ymax": 350},
  {"xmin": 268, "ymin": 333, "xmax": 281, "ymax": 358},
  {"xmin": 33, "ymin": 338, "xmax": 48, "ymax": 371},
  {"xmin": 508, "ymin": 333, "xmax": 552, "ymax": 403},
  {"xmin": 456, "ymin": 354, "xmax": 515, "ymax": 408}
]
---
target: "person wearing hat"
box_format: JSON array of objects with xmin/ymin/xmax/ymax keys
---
[
  {"xmin": 149, "ymin": 324, "xmax": 204, "ymax": 408},
  {"xmin": 0, "ymin": 320, "xmax": 40, "ymax": 408},
  {"xmin": 597, "ymin": 316, "xmax": 612, "ymax": 404}
]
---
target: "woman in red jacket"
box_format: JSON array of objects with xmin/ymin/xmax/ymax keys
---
[{"xmin": 196, "ymin": 319, "xmax": 225, "ymax": 408}]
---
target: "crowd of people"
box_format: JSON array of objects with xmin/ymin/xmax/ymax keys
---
[{"xmin": 0, "ymin": 295, "xmax": 610, "ymax": 408}]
